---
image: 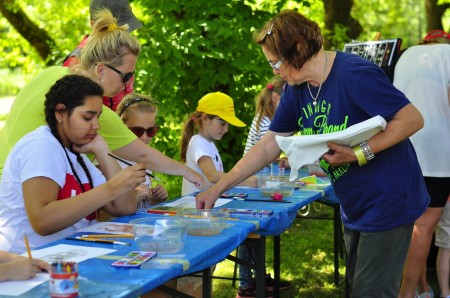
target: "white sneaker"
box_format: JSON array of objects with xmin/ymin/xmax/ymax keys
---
[{"xmin": 415, "ymin": 286, "xmax": 434, "ymax": 298}]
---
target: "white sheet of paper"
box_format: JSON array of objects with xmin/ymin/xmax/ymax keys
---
[
  {"xmin": 76, "ymin": 222, "xmax": 134, "ymax": 235},
  {"xmin": 23, "ymin": 244, "xmax": 116, "ymax": 263},
  {"xmin": 164, "ymin": 195, "xmax": 231, "ymax": 208},
  {"xmin": 276, "ymin": 115, "xmax": 387, "ymax": 180},
  {"xmin": 208, "ymin": 198, "xmax": 231, "ymax": 207},
  {"xmin": 163, "ymin": 195, "xmax": 196, "ymax": 207},
  {"xmin": 0, "ymin": 272, "xmax": 48, "ymax": 296}
]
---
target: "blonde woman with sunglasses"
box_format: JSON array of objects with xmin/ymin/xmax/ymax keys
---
[{"xmin": 0, "ymin": 9, "xmax": 207, "ymax": 194}]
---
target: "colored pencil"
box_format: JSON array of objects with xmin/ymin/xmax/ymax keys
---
[
  {"xmin": 24, "ymin": 234, "xmax": 32, "ymax": 260},
  {"xmin": 147, "ymin": 209, "xmax": 177, "ymax": 215},
  {"xmin": 233, "ymin": 198, "xmax": 292, "ymax": 203},
  {"xmin": 107, "ymin": 153, "xmax": 166, "ymax": 184}
]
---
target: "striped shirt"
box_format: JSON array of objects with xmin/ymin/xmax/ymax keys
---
[{"xmin": 244, "ymin": 115, "xmax": 271, "ymax": 155}]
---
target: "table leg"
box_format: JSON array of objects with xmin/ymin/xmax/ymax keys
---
[
  {"xmin": 202, "ymin": 267, "xmax": 212, "ymax": 298},
  {"xmin": 273, "ymin": 235, "xmax": 280, "ymax": 298},
  {"xmin": 254, "ymin": 236, "xmax": 266, "ymax": 298},
  {"xmin": 333, "ymin": 203, "xmax": 340, "ymax": 287}
]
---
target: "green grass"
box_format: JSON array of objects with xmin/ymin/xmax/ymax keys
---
[{"xmin": 212, "ymin": 202, "xmax": 346, "ymax": 297}]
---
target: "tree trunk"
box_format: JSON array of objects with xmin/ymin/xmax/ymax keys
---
[
  {"xmin": 323, "ymin": 0, "xmax": 362, "ymax": 49},
  {"xmin": 0, "ymin": 0, "xmax": 56, "ymax": 65},
  {"xmin": 425, "ymin": 0, "xmax": 449, "ymax": 31}
]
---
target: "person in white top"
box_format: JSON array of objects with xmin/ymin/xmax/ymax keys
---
[
  {"xmin": 180, "ymin": 92, "xmax": 257, "ymax": 196},
  {"xmin": 244, "ymin": 76, "xmax": 285, "ymax": 154},
  {"xmin": 116, "ymin": 93, "xmax": 168, "ymax": 210},
  {"xmin": 394, "ymin": 30, "xmax": 450, "ymax": 298},
  {"xmin": 0, "ymin": 75, "xmax": 146, "ymax": 253}
]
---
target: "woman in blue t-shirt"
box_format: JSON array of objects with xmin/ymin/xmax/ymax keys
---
[{"xmin": 196, "ymin": 10, "xmax": 429, "ymax": 297}]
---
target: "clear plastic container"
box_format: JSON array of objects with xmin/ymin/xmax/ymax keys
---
[
  {"xmin": 178, "ymin": 209, "xmax": 229, "ymax": 236},
  {"xmin": 131, "ymin": 217, "xmax": 187, "ymax": 254},
  {"xmin": 257, "ymin": 175, "xmax": 296, "ymax": 198}
]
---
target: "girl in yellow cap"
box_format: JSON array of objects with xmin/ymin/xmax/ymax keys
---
[{"xmin": 180, "ymin": 92, "xmax": 257, "ymax": 195}]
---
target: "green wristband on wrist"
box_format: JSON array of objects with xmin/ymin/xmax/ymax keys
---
[{"xmin": 353, "ymin": 145, "xmax": 368, "ymax": 166}]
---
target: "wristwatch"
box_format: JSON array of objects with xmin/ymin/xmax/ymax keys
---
[{"xmin": 359, "ymin": 141, "xmax": 375, "ymax": 161}]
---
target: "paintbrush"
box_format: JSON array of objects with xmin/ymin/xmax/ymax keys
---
[
  {"xmin": 107, "ymin": 153, "xmax": 166, "ymax": 184},
  {"xmin": 80, "ymin": 234, "xmax": 135, "ymax": 238},
  {"xmin": 66, "ymin": 237, "xmax": 131, "ymax": 246},
  {"xmin": 233, "ymin": 197, "xmax": 292, "ymax": 203}
]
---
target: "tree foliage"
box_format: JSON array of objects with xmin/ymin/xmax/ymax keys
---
[
  {"xmin": 0, "ymin": 0, "xmax": 449, "ymax": 196},
  {"xmin": 0, "ymin": 0, "xmax": 55, "ymax": 64},
  {"xmin": 0, "ymin": 0, "xmax": 88, "ymax": 94},
  {"xmin": 132, "ymin": 0, "xmax": 288, "ymax": 195},
  {"xmin": 351, "ymin": 0, "xmax": 426, "ymax": 47},
  {"xmin": 323, "ymin": 0, "xmax": 362, "ymax": 49},
  {"xmin": 426, "ymin": 0, "xmax": 450, "ymax": 30}
]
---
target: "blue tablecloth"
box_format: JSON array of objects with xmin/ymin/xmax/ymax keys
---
[
  {"xmin": 1, "ymin": 213, "xmax": 256, "ymax": 298},
  {"xmin": 219, "ymin": 186, "xmax": 333, "ymax": 236},
  {"xmin": 2, "ymin": 178, "xmax": 334, "ymax": 298}
]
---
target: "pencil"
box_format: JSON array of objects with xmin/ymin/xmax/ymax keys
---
[
  {"xmin": 66, "ymin": 237, "xmax": 131, "ymax": 246},
  {"xmin": 147, "ymin": 209, "xmax": 177, "ymax": 215},
  {"xmin": 24, "ymin": 234, "xmax": 32, "ymax": 261},
  {"xmin": 107, "ymin": 153, "xmax": 166, "ymax": 184},
  {"xmin": 80, "ymin": 234, "xmax": 135, "ymax": 238}
]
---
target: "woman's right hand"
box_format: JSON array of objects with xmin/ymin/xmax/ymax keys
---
[
  {"xmin": 73, "ymin": 134, "xmax": 109, "ymax": 156},
  {"xmin": 107, "ymin": 163, "xmax": 147, "ymax": 196},
  {"xmin": 196, "ymin": 186, "xmax": 221, "ymax": 209}
]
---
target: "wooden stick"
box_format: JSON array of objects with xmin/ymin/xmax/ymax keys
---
[
  {"xmin": 24, "ymin": 234, "xmax": 32, "ymax": 260},
  {"xmin": 80, "ymin": 234, "xmax": 135, "ymax": 238}
]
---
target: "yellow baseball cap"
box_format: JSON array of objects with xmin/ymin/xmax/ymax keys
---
[{"xmin": 196, "ymin": 92, "xmax": 246, "ymax": 127}]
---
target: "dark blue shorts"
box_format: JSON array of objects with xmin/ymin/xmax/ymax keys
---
[{"xmin": 424, "ymin": 177, "xmax": 450, "ymax": 208}]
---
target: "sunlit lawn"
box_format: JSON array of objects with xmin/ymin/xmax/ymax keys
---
[{"xmin": 212, "ymin": 203, "xmax": 347, "ymax": 297}]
